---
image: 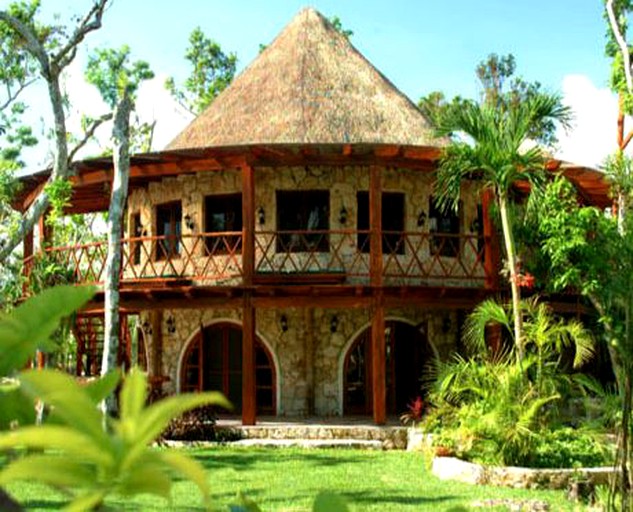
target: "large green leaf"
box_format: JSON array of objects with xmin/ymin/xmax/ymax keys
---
[
  {"xmin": 0, "ymin": 425, "xmax": 113, "ymax": 467},
  {"xmin": 63, "ymin": 491, "xmax": 106, "ymax": 512},
  {"xmin": 0, "ymin": 454, "xmax": 96, "ymax": 488},
  {"xmin": 82, "ymin": 370, "xmax": 121, "ymax": 404},
  {"xmin": 0, "ymin": 285, "xmax": 95, "ymax": 376},
  {"xmin": 18, "ymin": 370, "xmax": 109, "ymax": 446},
  {"xmin": 0, "ymin": 381, "xmax": 35, "ymax": 430},
  {"xmin": 158, "ymin": 450, "xmax": 210, "ymax": 502},
  {"xmin": 119, "ymin": 367, "xmax": 148, "ymax": 427}
]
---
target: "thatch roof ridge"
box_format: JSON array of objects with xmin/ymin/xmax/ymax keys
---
[{"xmin": 167, "ymin": 7, "xmax": 439, "ymax": 149}]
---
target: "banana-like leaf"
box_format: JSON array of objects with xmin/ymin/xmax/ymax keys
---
[
  {"xmin": 125, "ymin": 392, "xmax": 231, "ymax": 466},
  {"xmin": 63, "ymin": 491, "xmax": 106, "ymax": 512},
  {"xmin": 119, "ymin": 367, "xmax": 149, "ymax": 427},
  {"xmin": 0, "ymin": 425, "xmax": 113, "ymax": 467},
  {"xmin": 158, "ymin": 450, "xmax": 210, "ymax": 502},
  {"xmin": 0, "ymin": 454, "xmax": 96, "ymax": 489},
  {"xmin": 82, "ymin": 370, "xmax": 121, "ymax": 405},
  {"xmin": 0, "ymin": 383, "xmax": 35, "ymax": 430},
  {"xmin": 18, "ymin": 370, "xmax": 109, "ymax": 446},
  {"xmin": 0, "ymin": 285, "xmax": 95, "ymax": 376},
  {"xmin": 117, "ymin": 463, "xmax": 172, "ymax": 499}
]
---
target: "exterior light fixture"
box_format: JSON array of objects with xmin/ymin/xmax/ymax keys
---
[
  {"xmin": 142, "ymin": 320, "xmax": 152, "ymax": 335},
  {"xmin": 184, "ymin": 213, "xmax": 195, "ymax": 230},
  {"xmin": 417, "ymin": 211, "xmax": 427, "ymax": 227},
  {"xmin": 257, "ymin": 206, "xmax": 265, "ymax": 225},
  {"xmin": 470, "ymin": 218, "xmax": 480, "ymax": 233},
  {"xmin": 339, "ymin": 206, "xmax": 348, "ymax": 225},
  {"xmin": 330, "ymin": 315, "xmax": 339, "ymax": 333},
  {"xmin": 280, "ymin": 314, "xmax": 288, "ymax": 332},
  {"xmin": 442, "ymin": 316, "xmax": 452, "ymax": 333},
  {"xmin": 166, "ymin": 315, "xmax": 176, "ymax": 334}
]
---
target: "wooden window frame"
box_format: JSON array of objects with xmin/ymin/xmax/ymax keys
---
[
  {"xmin": 204, "ymin": 193, "xmax": 242, "ymax": 255},
  {"xmin": 429, "ymin": 197, "xmax": 462, "ymax": 258},
  {"xmin": 276, "ymin": 190, "xmax": 330, "ymax": 253},
  {"xmin": 155, "ymin": 201, "xmax": 182, "ymax": 261},
  {"xmin": 357, "ymin": 191, "xmax": 405, "ymax": 255}
]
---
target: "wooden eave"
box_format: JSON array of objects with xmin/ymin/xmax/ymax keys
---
[{"xmin": 12, "ymin": 143, "xmax": 610, "ymax": 213}]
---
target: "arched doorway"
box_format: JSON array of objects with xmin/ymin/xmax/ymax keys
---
[
  {"xmin": 180, "ymin": 323, "xmax": 276, "ymax": 414},
  {"xmin": 343, "ymin": 321, "xmax": 431, "ymax": 415}
]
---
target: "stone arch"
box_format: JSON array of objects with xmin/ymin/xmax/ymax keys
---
[
  {"xmin": 176, "ymin": 318, "xmax": 279, "ymax": 415},
  {"xmin": 337, "ymin": 316, "xmax": 437, "ymax": 416}
]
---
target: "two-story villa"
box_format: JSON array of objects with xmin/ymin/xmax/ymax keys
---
[{"xmin": 14, "ymin": 8, "xmax": 610, "ymax": 425}]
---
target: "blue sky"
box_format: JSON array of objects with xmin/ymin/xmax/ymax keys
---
[
  {"xmin": 67, "ymin": 0, "xmax": 610, "ymax": 102},
  {"xmin": 2, "ymin": 1, "xmax": 621, "ymax": 167}
]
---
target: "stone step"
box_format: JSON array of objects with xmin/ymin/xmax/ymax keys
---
[
  {"xmin": 215, "ymin": 425, "xmax": 408, "ymax": 449},
  {"xmin": 232, "ymin": 438, "xmax": 383, "ymax": 449}
]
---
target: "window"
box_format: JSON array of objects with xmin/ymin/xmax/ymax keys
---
[
  {"xmin": 204, "ymin": 194, "xmax": 242, "ymax": 255},
  {"xmin": 276, "ymin": 190, "xmax": 329, "ymax": 252},
  {"xmin": 429, "ymin": 197, "xmax": 461, "ymax": 257},
  {"xmin": 130, "ymin": 212, "xmax": 142, "ymax": 265},
  {"xmin": 356, "ymin": 192, "xmax": 405, "ymax": 254},
  {"xmin": 155, "ymin": 201, "xmax": 182, "ymax": 260}
]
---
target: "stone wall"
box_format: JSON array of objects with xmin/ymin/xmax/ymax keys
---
[
  {"xmin": 131, "ymin": 165, "xmax": 474, "ymax": 415},
  {"xmin": 141, "ymin": 304, "xmax": 460, "ymax": 416}
]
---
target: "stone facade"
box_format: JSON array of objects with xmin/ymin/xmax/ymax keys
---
[{"xmin": 131, "ymin": 165, "xmax": 479, "ymax": 416}]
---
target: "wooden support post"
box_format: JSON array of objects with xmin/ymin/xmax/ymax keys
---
[
  {"xmin": 304, "ymin": 308, "xmax": 315, "ymax": 415},
  {"xmin": 241, "ymin": 162, "xmax": 257, "ymax": 425},
  {"xmin": 241, "ymin": 163, "xmax": 255, "ymax": 287},
  {"xmin": 22, "ymin": 228, "xmax": 33, "ymax": 296},
  {"xmin": 482, "ymin": 189, "xmax": 501, "ymax": 290},
  {"xmin": 369, "ymin": 166, "xmax": 386, "ymax": 425},
  {"xmin": 150, "ymin": 310, "xmax": 163, "ymax": 378},
  {"xmin": 38, "ymin": 211, "xmax": 53, "ymax": 249},
  {"xmin": 242, "ymin": 293, "xmax": 256, "ymax": 425}
]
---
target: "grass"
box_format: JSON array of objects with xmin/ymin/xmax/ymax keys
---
[{"xmin": 5, "ymin": 446, "xmax": 588, "ymax": 511}]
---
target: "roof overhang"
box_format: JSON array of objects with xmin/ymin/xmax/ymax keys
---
[{"xmin": 12, "ymin": 143, "xmax": 610, "ymax": 214}]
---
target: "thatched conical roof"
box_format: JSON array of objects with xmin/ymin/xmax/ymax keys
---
[{"xmin": 166, "ymin": 8, "xmax": 438, "ymax": 149}]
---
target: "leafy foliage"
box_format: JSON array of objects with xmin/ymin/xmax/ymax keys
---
[{"xmin": 165, "ymin": 27, "xmax": 236, "ymax": 115}]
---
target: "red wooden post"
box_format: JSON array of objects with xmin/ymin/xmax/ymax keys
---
[
  {"xmin": 241, "ymin": 163, "xmax": 257, "ymax": 425},
  {"xmin": 482, "ymin": 189, "xmax": 500, "ymax": 290},
  {"xmin": 370, "ymin": 165, "xmax": 386, "ymax": 425},
  {"xmin": 22, "ymin": 228, "xmax": 33, "ymax": 296}
]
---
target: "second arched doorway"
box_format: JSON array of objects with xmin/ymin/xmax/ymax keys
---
[
  {"xmin": 343, "ymin": 320, "xmax": 432, "ymax": 415},
  {"xmin": 180, "ymin": 322, "xmax": 276, "ymax": 414}
]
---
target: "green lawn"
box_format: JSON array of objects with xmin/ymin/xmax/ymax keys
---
[{"xmin": 6, "ymin": 446, "xmax": 588, "ymax": 511}]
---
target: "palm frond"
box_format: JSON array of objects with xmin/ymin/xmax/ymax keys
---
[{"xmin": 463, "ymin": 299, "xmax": 512, "ymax": 354}]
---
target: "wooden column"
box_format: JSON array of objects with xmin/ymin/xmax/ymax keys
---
[
  {"xmin": 241, "ymin": 163, "xmax": 257, "ymax": 425},
  {"xmin": 38, "ymin": 211, "xmax": 53, "ymax": 249},
  {"xmin": 150, "ymin": 310, "xmax": 163, "ymax": 378},
  {"xmin": 304, "ymin": 308, "xmax": 315, "ymax": 415},
  {"xmin": 22, "ymin": 229, "xmax": 33, "ymax": 296},
  {"xmin": 369, "ymin": 165, "xmax": 386, "ymax": 425},
  {"xmin": 482, "ymin": 189, "xmax": 501, "ymax": 290}
]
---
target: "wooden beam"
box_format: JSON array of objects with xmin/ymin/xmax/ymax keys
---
[
  {"xmin": 369, "ymin": 165, "xmax": 383, "ymax": 288},
  {"xmin": 242, "ymin": 293, "xmax": 256, "ymax": 425},
  {"xmin": 481, "ymin": 189, "xmax": 501, "ymax": 290},
  {"xmin": 371, "ymin": 293, "xmax": 386, "ymax": 425},
  {"xmin": 241, "ymin": 163, "xmax": 255, "ymax": 287}
]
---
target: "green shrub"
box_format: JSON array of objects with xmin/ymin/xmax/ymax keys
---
[{"xmin": 527, "ymin": 428, "xmax": 613, "ymax": 468}]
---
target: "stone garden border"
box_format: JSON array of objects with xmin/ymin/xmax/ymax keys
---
[{"xmin": 431, "ymin": 456, "xmax": 618, "ymax": 490}]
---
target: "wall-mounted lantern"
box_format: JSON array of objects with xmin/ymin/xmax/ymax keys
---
[
  {"xmin": 280, "ymin": 314, "xmax": 288, "ymax": 332},
  {"xmin": 166, "ymin": 315, "xmax": 176, "ymax": 334},
  {"xmin": 339, "ymin": 207, "xmax": 348, "ymax": 225},
  {"xmin": 257, "ymin": 206, "xmax": 265, "ymax": 225},
  {"xmin": 330, "ymin": 315, "xmax": 339, "ymax": 333},
  {"xmin": 417, "ymin": 211, "xmax": 427, "ymax": 227},
  {"xmin": 142, "ymin": 320, "xmax": 153, "ymax": 335},
  {"xmin": 184, "ymin": 213, "xmax": 195, "ymax": 230}
]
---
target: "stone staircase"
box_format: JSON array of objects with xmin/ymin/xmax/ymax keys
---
[{"xmin": 215, "ymin": 419, "xmax": 409, "ymax": 450}]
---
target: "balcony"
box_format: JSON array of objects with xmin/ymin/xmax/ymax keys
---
[{"xmin": 23, "ymin": 229, "xmax": 492, "ymax": 292}]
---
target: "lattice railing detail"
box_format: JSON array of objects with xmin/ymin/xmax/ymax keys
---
[{"xmin": 30, "ymin": 230, "xmax": 487, "ymax": 288}]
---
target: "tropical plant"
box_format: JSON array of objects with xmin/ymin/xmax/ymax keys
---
[{"xmin": 434, "ymin": 94, "xmax": 572, "ymax": 360}]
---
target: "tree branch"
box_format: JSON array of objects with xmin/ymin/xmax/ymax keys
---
[
  {"xmin": 67, "ymin": 112, "xmax": 113, "ymax": 163},
  {"xmin": 0, "ymin": 12, "xmax": 50, "ymax": 79},
  {"xmin": 53, "ymin": 0, "xmax": 110, "ymax": 70},
  {"xmin": 606, "ymin": 0, "xmax": 633, "ymax": 92},
  {"xmin": 1, "ymin": 77, "xmax": 37, "ymax": 113}
]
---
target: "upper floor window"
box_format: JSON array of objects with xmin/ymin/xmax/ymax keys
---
[
  {"xmin": 276, "ymin": 190, "xmax": 329, "ymax": 252},
  {"xmin": 429, "ymin": 198, "xmax": 461, "ymax": 257},
  {"xmin": 155, "ymin": 201, "xmax": 182, "ymax": 260},
  {"xmin": 204, "ymin": 194, "xmax": 242, "ymax": 255},
  {"xmin": 357, "ymin": 192, "xmax": 405, "ymax": 254}
]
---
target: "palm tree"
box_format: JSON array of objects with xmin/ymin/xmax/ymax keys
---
[{"xmin": 434, "ymin": 94, "xmax": 572, "ymax": 359}]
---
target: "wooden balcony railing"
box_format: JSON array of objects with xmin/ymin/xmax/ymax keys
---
[{"xmin": 23, "ymin": 230, "xmax": 489, "ymax": 290}]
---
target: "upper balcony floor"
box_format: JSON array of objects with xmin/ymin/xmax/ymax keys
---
[{"xmin": 16, "ymin": 144, "xmax": 609, "ymax": 306}]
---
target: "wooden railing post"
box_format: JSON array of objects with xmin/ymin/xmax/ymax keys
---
[
  {"xmin": 241, "ymin": 163, "xmax": 257, "ymax": 425},
  {"xmin": 22, "ymin": 228, "xmax": 33, "ymax": 296},
  {"xmin": 370, "ymin": 165, "xmax": 386, "ymax": 425}
]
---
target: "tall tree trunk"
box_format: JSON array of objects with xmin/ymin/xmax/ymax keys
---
[
  {"xmin": 497, "ymin": 191, "xmax": 523, "ymax": 360},
  {"xmin": 100, "ymin": 92, "xmax": 132, "ymax": 414}
]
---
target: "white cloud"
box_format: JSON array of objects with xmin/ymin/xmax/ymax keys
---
[{"xmin": 556, "ymin": 74, "xmax": 619, "ymax": 168}]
